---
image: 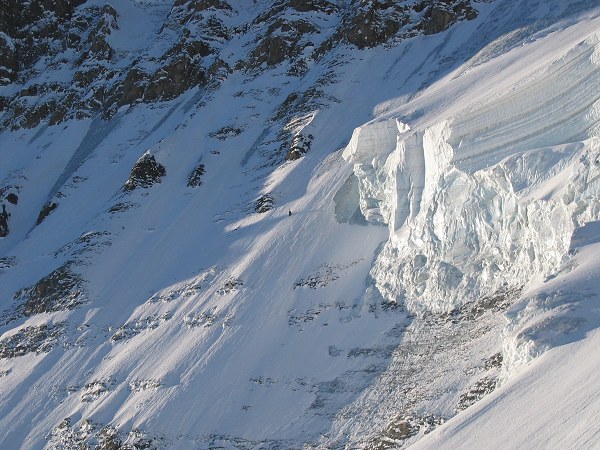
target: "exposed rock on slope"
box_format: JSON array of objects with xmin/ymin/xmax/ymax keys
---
[
  {"xmin": 0, "ymin": 0, "xmax": 480, "ymax": 130},
  {"xmin": 0, "ymin": 323, "xmax": 65, "ymax": 359},
  {"xmin": 318, "ymin": 0, "xmax": 478, "ymax": 51},
  {"xmin": 187, "ymin": 163, "xmax": 205, "ymax": 187},
  {"xmin": 0, "ymin": 204, "xmax": 8, "ymax": 237},
  {"xmin": 3, "ymin": 263, "xmax": 85, "ymax": 324},
  {"xmin": 36, "ymin": 201, "xmax": 58, "ymax": 225},
  {"xmin": 123, "ymin": 153, "xmax": 166, "ymax": 191},
  {"xmin": 255, "ymin": 193, "xmax": 274, "ymax": 213},
  {"xmin": 0, "ymin": 185, "xmax": 18, "ymax": 236}
]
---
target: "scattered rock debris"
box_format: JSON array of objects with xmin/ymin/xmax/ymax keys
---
[
  {"xmin": 108, "ymin": 201, "xmax": 139, "ymax": 214},
  {"xmin": 294, "ymin": 261, "xmax": 361, "ymax": 289},
  {"xmin": 47, "ymin": 417, "xmax": 167, "ymax": 450},
  {"xmin": 81, "ymin": 377, "xmax": 116, "ymax": 403},
  {"xmin": 0, "ymin": 323, "xmax": 65, "ymax": 359},
  {"xmin": 209, "ymin": 125, "xmax": 244, "ymax": 140},
  {"xmin": 129, "ymin": 379, "xmax": 162, "ymax": 393},
  {"xmin": 184, "ymin": 312, "xmax": 215, "ymax": 328},
  {"xmin": 110, "ymin": 312, "xmax": 172, "ymax": 342},
  {"xmin": 455, "ymin": 376, "xmax": 498, "ymax": 412},
  {"xmin": 217, "ymin": 277, "xmax": 243, "ymax": 295},
  {"xmin": 370, "ymin": 414, "xmax": 445, "ymax": 449}
]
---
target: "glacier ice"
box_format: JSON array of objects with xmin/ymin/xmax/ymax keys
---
[{"xmin": 344, "ymin": 33, "xmax": 600, "ymax": 315}]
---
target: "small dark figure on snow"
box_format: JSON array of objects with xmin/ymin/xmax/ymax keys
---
[{"xmin": 288, "ymin": 210, "xmax": 292, "ymax": 216}]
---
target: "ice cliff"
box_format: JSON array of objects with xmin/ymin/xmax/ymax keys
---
[{"xmin": 344, "ymin": 31, "xmax": 600, "ymax": 323}]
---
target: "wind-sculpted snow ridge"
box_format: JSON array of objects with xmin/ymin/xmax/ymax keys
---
[{"xmin": 345, "ymin": 31, "xmax": 600, "ymax": 315}]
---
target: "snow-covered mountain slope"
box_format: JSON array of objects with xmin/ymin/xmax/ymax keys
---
[
  {"xmin": 412, "ymin": 221, "xmax": 600, "ymax": 449},
  {"xmin": 1, "ymin": 0, "xmax": 600, "ymax": 448}
]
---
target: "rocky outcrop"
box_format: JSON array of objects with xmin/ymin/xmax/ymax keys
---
[
  {"xmin": 124, "ymin": 154, "xmax": 166, "ymax": 191},
  {"xmin": 0, "ymin": 323, "xmax": 65, "ymax": 359},
  {"xmin": 371, "ymin": 413, "xmax": 444, "ymax": 448},
  {"xmin": 318, "ymin": 0, "xmax": 479, "ymax": 52},
  {"xmin": 209, "ymin": 125, "xmax": 244, "ymax": 140},
  {"xmin": 0, "ymin": 0, "xmax": 481, "ymax": 130},
  {"xmin": 239, "ymin": 0, "xmax": 337, "ymax": 72},
  {"xmin": 3, "ymin": 263, "xmax": 85, "ymax": 324},
  {"xmin": 187, "ymin": 164, "xmax": 205, "ymax": 187},
  {"xmin": 0, "ymin": 204, "xmax": 8, "ymax": 237},
  {"xmin": 48, "ymin": 418, "xmax": 166, "ymax": 450},
  {"xmin": 0, "ymin": 2, "xmax": 118, "ymax": 129},
  {"xmin": 0, "ymin": 185, "xmax": 19, "ymax": 237},
  {"xmin": 255, "ymin": 194, "xmax": 274, "ymax": 213},
  {"xmin": 4, "ymin": 192, "xmax": 17, "ymax": 205},
  {"xmin": 144, "ymin": 56, "xmax": 207, "ymax": 102},
  {"xmin": 286, "ymin": 133, "xmax": 313, "ymax": 160},
  {"xmin": 0, "ymin": 0, "xmax": 230, "ymax": 129},
  {"xmin": 0, "ymin": 32, "xmax": 17, "ymax": 85},
  {"xmin": 422, "ymin": 1, "xmax": 478, "ymax": 35},
  {"xmin": 334, "ymin": 0, "xmax": 410, "ymax": 49},
  {"xmin": 36, "ymin": 201, "xmax": 58, "ymax": 225},
  {"xmin": 173, "ymin": 0, "xmax": 233, "ymax": 15},
  {"xmin": 247, "ymin": 19, "xmax": 318, "ymax": 69}
]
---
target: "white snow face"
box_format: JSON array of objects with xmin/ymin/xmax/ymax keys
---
[{"xmin": 2, "ymin": 0, "xmax": 600, "ymax": 448}]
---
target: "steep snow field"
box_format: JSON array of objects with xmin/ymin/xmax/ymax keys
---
[{"xmin": 1, "ymin": 0, "xmax": 600, "ymax": 448}]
